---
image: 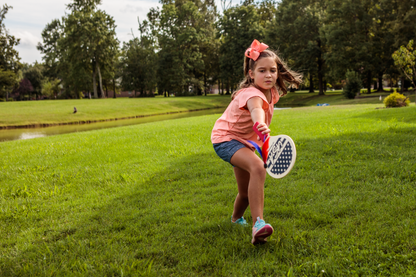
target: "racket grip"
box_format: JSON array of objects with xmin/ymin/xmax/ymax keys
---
[{"xmin": 253, "ymin": 122, "xmax": 268, "ymax": 142}]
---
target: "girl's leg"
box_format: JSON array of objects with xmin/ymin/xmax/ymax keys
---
[
  {"xmin": 230, "ymin": 147, "xmax": 266, "ymax": 226},
  {"xmin": 231, "ymin": 166, "xmax": 250, "ymax": 222}
]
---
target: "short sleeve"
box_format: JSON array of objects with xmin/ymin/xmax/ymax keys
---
[
  {"xmin": 236, "ymin": 87, "xmax": 269, "ymax": 111},
  {"xmin": 272, "ymin": 88, "xmax": 280, "ymax": 105}
]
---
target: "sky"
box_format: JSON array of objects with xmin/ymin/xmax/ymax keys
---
[{"xmin": 4, "ymin": 0, "xmax": 238, "ymax": 64}]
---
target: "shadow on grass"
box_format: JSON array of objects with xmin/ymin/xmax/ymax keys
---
[{"xmin": 79, "ymin": 125, "xmax": 416, "ymax": 275}]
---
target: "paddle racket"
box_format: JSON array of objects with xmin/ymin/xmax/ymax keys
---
[{"xmin": 248, "ymin": 122, "xmax": 297, "ymax": 179}]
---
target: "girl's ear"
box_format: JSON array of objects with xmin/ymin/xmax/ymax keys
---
[{"xmin": 249, "ymin": 69, "xmax": 254, "ymax": 80}]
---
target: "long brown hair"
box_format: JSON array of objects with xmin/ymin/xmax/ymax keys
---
[{"xmin": 232, "ymin": 49, "xmax": 302, "ymax": 99}]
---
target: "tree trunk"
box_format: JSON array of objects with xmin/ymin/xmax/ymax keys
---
[
  {"xmin": 367, "ymin": 71, "xmax": 371, "ymax": 94},
  {"xmin": 204, "ymin": 73, "xmax": 207, "ymax": 96},
  {"xmin": 414, "ymin": 72, "xmax": 416, "ymax": 105},
  {"xmin": 317, "ymin": 39, "xmax": 325, "ymax": 95},
  {"xmin": 96, "ymin": 62, "xmax": 105, "ymax": 98},
  {"xmin": 309, "ymin": 72, "xmax": 314, "ymax": 93},
  {"xmin": 113, "ymin": 78, "xmax": 116, "ymax": 98},
  {"xmin": 378, "ymin": 72, "xmax": 383, "ymax": 92},
  {"xmin": 92, "ymin": 65, "xmax": 98, "ymax": 99},
  {"xmin": 317, "ymin": 70, "xmax": 324, "ymax": 95},
  {"xmin": 401, "ymin": 76, "xmax": 405, "ymax": 92},
  {"xmin": 104, "ymin": 83, "xmax": 108, "ymax": 98}
]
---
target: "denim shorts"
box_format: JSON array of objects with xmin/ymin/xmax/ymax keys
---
[{"xmin": 213, "ymin": 139, "xmax": 247, "ymax": 165}]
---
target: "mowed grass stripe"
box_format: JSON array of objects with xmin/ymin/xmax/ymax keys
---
[{"xmin": 0, "ymin": 104, "xmax": 415, "ymax": 276}]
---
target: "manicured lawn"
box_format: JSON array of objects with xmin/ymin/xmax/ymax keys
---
[
  {"xmin": 277, "ymin": 90, "xmax": 416, "ymax": 107},
  {"xmin": 1, "ymin": 104, "xmax": 415, "ymax": 276},
  {"xmin": 0, "ymin": 96, "xmax": 231, "ymax": 128}
]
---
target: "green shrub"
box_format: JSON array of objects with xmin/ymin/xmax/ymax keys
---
[
  {"xmin": 383, "ymin": 92, "xmax": 410, "ymax": 107},
  {"xmin": 343, "ymin": 70, "xmax": 362, "ymax": 99}
]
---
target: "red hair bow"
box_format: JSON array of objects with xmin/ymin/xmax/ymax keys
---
[{"xmin": 245, "ymin": 39, "xmax": 269, "ymax": 61}]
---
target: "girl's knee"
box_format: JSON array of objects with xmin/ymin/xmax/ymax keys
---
[
  {"xmin": 250, "ymin": 162, "xmax": 266, "ymax": 178},
  {"xmin": 238, "ymin": 191, "xmax": 249, "ymax": 200}
]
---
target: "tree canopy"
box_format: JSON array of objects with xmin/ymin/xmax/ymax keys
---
[
  {"xmin": 0, "ymin": 4, "xmax": 21, "ymax": 100},
  {"xmin": 3, "ymin": 0, "xmax": 414, "ymax": 100}
]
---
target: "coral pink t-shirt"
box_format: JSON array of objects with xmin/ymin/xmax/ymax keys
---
[{"xmin": 211, "ymin": 86, "xmax": 280, "ymax": 150}]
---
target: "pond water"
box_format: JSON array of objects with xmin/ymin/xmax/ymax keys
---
[{"xmin": 0, "ymin": 108, "xmax": 225, "ymax": 142}]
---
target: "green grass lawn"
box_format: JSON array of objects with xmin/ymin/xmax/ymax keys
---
[
  {"xmin": 0, "ymin": 96, "xmax": 231, "ymax": 128},
  {"xmin": 1, "ymin": 104, "xmax": 416, "ymax": 276},
  {"xmin": 277, "ymin": 90, "xmax": 416, "ymax": 107}
]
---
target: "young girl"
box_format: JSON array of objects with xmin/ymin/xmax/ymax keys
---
[{"xmin": 211, "ymin": 39, "xmax": 302, "ymax": 244}]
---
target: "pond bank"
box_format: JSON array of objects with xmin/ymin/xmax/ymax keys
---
[{"xmin": 0, "ymin": 107, "xmax": 223, "ymax": 130}]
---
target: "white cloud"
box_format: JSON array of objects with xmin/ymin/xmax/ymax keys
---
[
  {"xmin": 120, "ymin": 4, "xmax": 145, "ymax": 13},
  {"xmin": 15, "ymin": 31, "xmax": 41, "ymax": 49}
]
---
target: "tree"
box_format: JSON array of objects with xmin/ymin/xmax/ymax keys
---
[
  {"xmin": 120, "ymin": 19, "xmax": 157, "ymax": 97},
  {"xmin": 0, "ymin": 4, "xmax": 21, "ymax": 101},
  {"xmin": 366, "ymin": 0, "xmax": 397, "ymax": 92},
  {"xmin": 392, "ymin": 40, "xmax": 416, "ymax": 104},
  {"xmin": 41, "ymin": 78, "xmax": 61, "ymax": 99},
  {"xmin": 151, "ymin": 0, "xmax": 217, "ymax": 95},
  {"xmin": 323, "ymin": 0, "xmax": 375, "ymax": 93},
  {"xmin": 217, "ymin": 3, "xmax": 265, "ymax": 93},
  {"xmin": 38, "ymin": 0, "xmax": 119, "ymax": 99},
  {"xmin": 343, "ymin": 70, "xmax": 362, "ymax": 99},
  {"xmin": 37, "ymin": 19, "xmax": 63, "ymax": 80},
  {"xmin": 268, "ymin": 0, "xmax": 326, "ymax": 94},
  {"xmin": 23, "ymin": 63, "xmax": 44, "ymax": 99},
  {"xmin": 61, "ymin": 2, "xmax": 119, "ymax": 98},
  {"xmin": 13, "ymin": 78, "xmax": 33, "ymax": 100}
]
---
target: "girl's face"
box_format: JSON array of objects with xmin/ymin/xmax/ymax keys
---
[{"xmin": 249, "ymin": 57, "xmax": 278, "ymax": 94}]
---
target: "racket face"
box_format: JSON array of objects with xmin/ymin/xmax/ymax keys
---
[{"xmin": 266, "ymin": 135, "xmax": 296, "ymax": 179}]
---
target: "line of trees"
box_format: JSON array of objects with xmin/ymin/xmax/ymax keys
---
[{"xmin": 1, "ymin": 0, "xmax": 416, "ymax": 100}]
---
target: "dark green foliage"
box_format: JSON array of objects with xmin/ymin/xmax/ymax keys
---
[
  {"xmin": 268, "ymin": 0, "xmax": 325, "ymax": 94},
  {"xmin": 119, "ymin": 19, "xmax": 157, "ymax": 97},
  {"xmin": 343, "ymin": 70, "xmax": 362, "ymax": 99},
  {"xmin": 37, "ymin": 0, "xmax": 119, "ymax": 99},
  {"xmin": 217, "ymin": 4, "xmax": 265, "ymax": 93},
  {"xmin": 31, "ymin": 0, "xmax": 416, "ymax": 98},
  {"xmin": 0, "ymin": 4, "xmax": 20, "ymax": 100}
]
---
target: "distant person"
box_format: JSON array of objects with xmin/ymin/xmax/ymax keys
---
[
  {"xmin": 211, "ymin": 39, "xmax": 302, "ymax": 244},
  {"xmin": 73, "ymin": 107, "xmax": 77, "ymax": 114}
]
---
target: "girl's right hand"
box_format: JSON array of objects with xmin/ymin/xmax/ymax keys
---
[{"xmin": 254, "ymin": 122, "xmax": 270, "ymax": 141}]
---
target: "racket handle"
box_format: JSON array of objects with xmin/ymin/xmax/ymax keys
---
[{"xmin": 253, "ymin": 122, "xmax": 268, "ymax": 142}]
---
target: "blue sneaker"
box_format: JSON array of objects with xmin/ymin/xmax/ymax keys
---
[
  {"xmin": 231, "ymin": 216, "xmax": 248, "ymax": 226},
  {"xmin": 251, "ymin": 217, "xmax": 273, "ymax": 244}
]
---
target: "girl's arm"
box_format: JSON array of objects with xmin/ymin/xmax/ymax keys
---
[{"xmin": 247, "ymin": 97, "xmax": 270, "ymax": 136}]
